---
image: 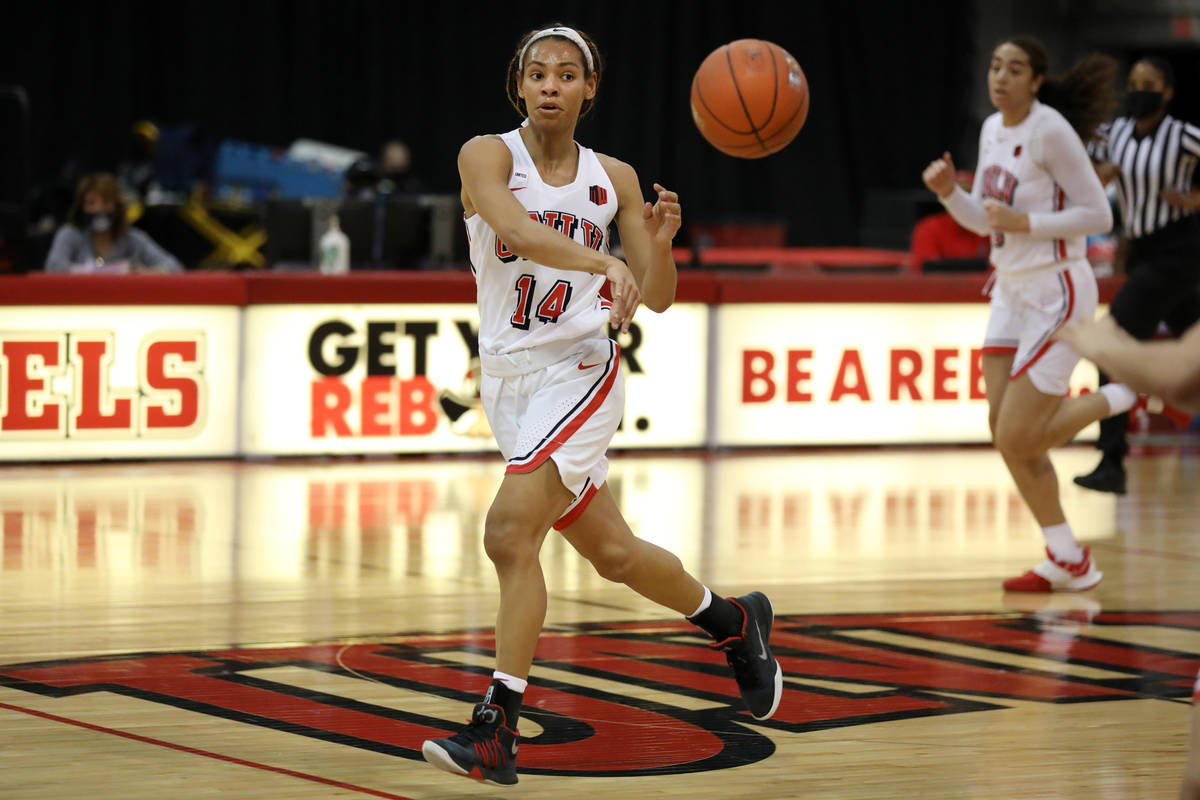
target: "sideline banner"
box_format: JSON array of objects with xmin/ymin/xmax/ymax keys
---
[
  {"xmin": 0, "ymin": 306, "xmax": 240, "ymax": 460},
  {"xmin": 714, "ymin": 303, "xmax": 1100, "ymax": 446},
  {"xmin": 240, "ymin": 304, "xmax": 708, "ymax": 455}
]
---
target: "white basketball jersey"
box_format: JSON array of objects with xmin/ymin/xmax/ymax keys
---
[
  {"xmin": 976, "ymin": 101, "xmax": 1087, "ymax": 272},
  {"xmin": 465, "ymin": 129, "xmax": 618, "ymax": 365}
]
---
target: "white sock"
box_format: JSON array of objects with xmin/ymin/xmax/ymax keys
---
[
  {"xmin": 687, "ymin": 586, "xmax": 713, "ymax": 618},
  {"xmin": 492, "ymin": 670, "xmax": 528, "ymax": 694},
  {"xmin": 1042, "ymin": 522, "xmax": 1084, "ymax": 563},
  {"xmin": 1098, "ymin": 383, "xmax": 1137, "ymax": 416}
]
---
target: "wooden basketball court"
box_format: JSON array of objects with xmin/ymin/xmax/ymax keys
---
[{"xmin": 1, "ymin": 445, "xmax": 1196, "ymax": 798}]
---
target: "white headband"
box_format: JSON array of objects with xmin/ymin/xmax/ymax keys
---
[{"xmin": 519, "ymin": 27, "xmax": 594, "ymax": 73}]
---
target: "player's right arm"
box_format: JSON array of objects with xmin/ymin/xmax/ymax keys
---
[
  {"xmin": 924, "ymin": 139, "xmax": 990, "ymax": 237},
  {"xmin": 458, "ymin": 135, "xmax": 639, "ymax": 329}
]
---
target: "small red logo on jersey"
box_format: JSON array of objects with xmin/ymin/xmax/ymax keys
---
[
  {"xmin": 588, "ymin": 185, "xmax": 608, "ymax": 205},
  {"xmin": 1013, "ymin": 145, "xmax": 1022, "ymax": 157}
]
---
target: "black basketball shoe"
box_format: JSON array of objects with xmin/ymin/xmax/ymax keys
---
[
  {"xmin": 421, "ymin": 702, "xmax": 519, "ymax": 786},
  {"xmin": 1073, "ymin": 458, "xmax": 1127, "ymax": 495},
  {"xmin": 711, "ymin": 591, "xmax": 783, "ymax": 720}
]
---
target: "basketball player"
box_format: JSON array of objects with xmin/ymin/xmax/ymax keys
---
[
  {"xmin": 922, "ymin": 38, "xmax": 1136, "ymax": 592},
  {"xmin": 1050, "ymin": 316, "xmax": 1200, "ymax": 798},
  {"xmin": 420, "ymin": 24, "xmax": 782, "ymax": 786}
]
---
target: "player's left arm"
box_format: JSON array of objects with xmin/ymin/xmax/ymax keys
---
[
  {"xmin": 600, "ymin": 154, "xmax": 680, "ymax": 313},
  {"xmin": 1026, "ymin": 118, "xmax": 1113, "ymax": 238}
]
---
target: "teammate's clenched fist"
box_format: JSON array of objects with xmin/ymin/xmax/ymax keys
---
[{"xmin": 922, "ymin": 151, "xmax": 957, "ymax": 199}]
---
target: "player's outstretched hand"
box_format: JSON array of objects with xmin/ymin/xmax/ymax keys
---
[
  {"xmin": 643, "ymin": 183, "xmax": 681, "ymax": 247},
  {"xmin": 605, "ymin": 258, "xmax": 642, "ymax": 334},
  {"xmin": 922, "ymin": 152, "xmax": 956, "ymax": 199},
  {"xmin": 1052, "ymin": 315, "xmax": 1131, "ymax": 362}
]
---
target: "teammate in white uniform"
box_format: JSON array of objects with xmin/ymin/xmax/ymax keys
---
[
  {"xmin": 421, "ymin": 24, "xmax": 782, "ymax": 787},
  {"xmin": 923, "ymin": 38, "xmax": 1136, "ymax": 592}
]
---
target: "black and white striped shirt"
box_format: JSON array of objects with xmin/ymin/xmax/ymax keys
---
[{"xmin": 1090, "ymin": 114, "xmax": 1200, "ymax": 238}]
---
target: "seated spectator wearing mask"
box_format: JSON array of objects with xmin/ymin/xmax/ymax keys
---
[{"xmin": 45, "ymin": 172, "xmax": 182, "ymax": 273}]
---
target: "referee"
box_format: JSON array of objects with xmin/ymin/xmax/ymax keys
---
[{"xmin": 1077, "ymin": 56, "xmax": 1200, "ymax": 494}]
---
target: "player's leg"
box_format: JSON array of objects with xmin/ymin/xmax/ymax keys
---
[
  {"xmin": 996, "ymin": 265, "xmax": 1104, "ymax": 591},
  {"xmin": 995, "ymin": 375, "xmax": 1102, "ymax": 592},
  {"xmin": 1021, "ymin": 261, "xmax": 1135, "ymax": 452},
  {"xmin": 1022, "ymin": 385, "xmax": 1133, "ymax": 453},
  {"xmin": 983, "ymin": 352, "xmax": 1015, "ymax": 439},
  {"xmin": 557, "ymin": 483, "xmax": 704, "ymax": 613},
  {"xmin": 486, "ymin": 464, "xmax": 574, "ymax": 678},
  {"xmin": 424, "ymin": 337, "xmax": 623, "ymax": 784},
  {"xmin": 558, "ymin": 484, "xmax": 783, "ymax": 720},
  {"xmin": 993, "ymin": 375, "xmax": 1069, "ymax": 528},
  {"xmin": 421, "ymin": 462, "xmax": 572, "ymax": 786}
]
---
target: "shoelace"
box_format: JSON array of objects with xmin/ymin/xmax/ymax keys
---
[
  {"xmin": 713, "ymin": 636, "xmax": 754, "ymax": 668},
  {"xmin": 452, "ymin": 721, "xmax": 492, "ymax": 742}
]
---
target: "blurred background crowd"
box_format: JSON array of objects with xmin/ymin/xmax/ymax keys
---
[{"xmin": 0, "ymin": 0, "xmax": 1196, "ymax": 276}]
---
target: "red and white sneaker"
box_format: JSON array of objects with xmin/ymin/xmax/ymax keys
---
[{"xmin": 1002, "ymin": 547, "xmax": 1102, "ymax": 592}]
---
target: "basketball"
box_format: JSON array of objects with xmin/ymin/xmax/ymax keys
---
[{"xmin": 690, "ymin": 39, "xmax": 810, "ymax": 158}]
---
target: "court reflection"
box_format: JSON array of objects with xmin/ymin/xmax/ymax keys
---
[
  {"xmin": 0, "ymin": 468, "xmax": 218, "ymax": 578},
  {"xmin": 0, "ymin": 448, "xmax": 1116, "ymax": 593}
]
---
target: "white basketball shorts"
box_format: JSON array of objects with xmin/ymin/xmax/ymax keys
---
[
  {"xmin": 480, "ymin": 336, "xmax": 623, "ymax": 530},
  {"xmin": 983, "ymin": 259, "xmax": 1098, "ymax": 396}
]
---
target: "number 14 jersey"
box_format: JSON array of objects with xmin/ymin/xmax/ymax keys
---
[{"xmin": 465, "ymin": 128, "xmax": 619, "ymax": 371}]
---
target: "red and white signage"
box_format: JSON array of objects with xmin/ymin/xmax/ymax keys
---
[
  {"xmin": 240, "ymin": 304, "xmax": 708, "ymax": 456},
  {"xmin": 714, "ymin": 303, "xmax": 1100, "ymax": 445},
  {"xmin": 0, "ymin": 307, "xmax": 239, "ymax": 460}
]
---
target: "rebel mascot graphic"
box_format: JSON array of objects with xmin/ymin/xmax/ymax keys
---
[{"xmin": 2, "ymin": 611, "xmax": 1196, "ymax": 778}]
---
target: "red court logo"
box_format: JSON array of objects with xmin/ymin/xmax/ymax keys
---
[{"xmin": 1, "ymin": 611, "xmax": 1196, "ymax": 777}]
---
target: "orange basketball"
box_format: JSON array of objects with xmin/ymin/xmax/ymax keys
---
[{"xmin": 690, "ymin": 39, "xmax": 810, "ymax": 158}]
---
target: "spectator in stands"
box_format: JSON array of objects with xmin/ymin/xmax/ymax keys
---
[
  {"xmin": 343, "ymin": 157, "xmax": 381, "ymax": 202},
  {"xmin": 377, "ymin": 139, "xmax": 424, "ymax": 195},
  {"xmin": 910, "ymin": 170, "xmax": 990, "ymax": 270},
  {"xmin": 44, "ymin": 173, "xmax": 182, "ymax": 273}
]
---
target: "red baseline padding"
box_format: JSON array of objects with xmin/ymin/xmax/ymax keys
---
[{"xmin": 0, "ymin": 274, "xmax": 248, "ymax": 305}]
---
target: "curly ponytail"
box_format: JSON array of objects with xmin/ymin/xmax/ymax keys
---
[{"xmin": 1005, "ymin": 37, "xmax": 1118, "ymax": 143}]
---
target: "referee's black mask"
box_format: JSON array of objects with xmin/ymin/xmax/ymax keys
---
[{"xmin": 1126, "ymin": 90, "xmax": 1165, "ymax": 120}]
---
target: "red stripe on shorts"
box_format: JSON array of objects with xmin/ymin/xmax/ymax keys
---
[
  {"xmin": 1012, "ymin": 269, "xmax": 1075, "ymax": 381},
  {"xmin": 552, "ymin": 483, "xmax": 600, "ymax": 531},
  {"xmin": 505, "ymin": 348, "xmax": 620, "ymax": 475}
]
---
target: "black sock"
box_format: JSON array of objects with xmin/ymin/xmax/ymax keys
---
[
  {"xmin": 689, "ymin": 593, "xmax": 745, "ymax": 642},
  {"xmin": 483, "ymin": 679, "xmax": 522, "ymax": 727}
]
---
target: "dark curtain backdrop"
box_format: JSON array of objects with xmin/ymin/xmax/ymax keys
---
[{"xmin": 0, "ymin": 0, "xmax": 974, "ymax": 246}]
